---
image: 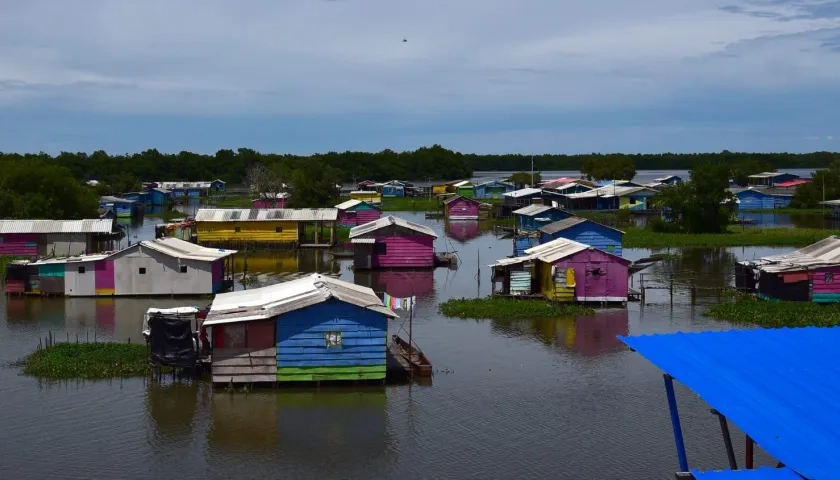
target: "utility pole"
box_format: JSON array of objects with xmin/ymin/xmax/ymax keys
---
[{"xmin": 530, "ymin": 155, "xmax": 534, "ymax": 187}]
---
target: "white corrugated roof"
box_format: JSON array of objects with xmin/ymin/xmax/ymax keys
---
[
  {"xmin": 753, "ymin": 236, "xmax": 840, "ymax": 272},
  {"xmin": 348, "ymin": 215, "xmax": 437, "ymax": 238},
  {"xmin": 488, "ymin": 255, "xmax": 537, "ymax": 267},
  {"xmin": 524, "ymin": 237, "xmax": 589, "ymax": 263},
  {"xmin": 453, "ymin": 180, "xmax": 473, "ymax": 187},
  {"xmin": 335, "ymin": 199, "xmax": 363, "ymax": 210},
  {"xmin": 139, "ymin": 237, "xmax": 237, "ymax": 261},
  {"xmin": 203, "ymin": 273, "xmax": 398, "ymax": 325},
  {"xmin": 257, "ymin": 192, "xmax": 289, "ymax": 199},
  {"xmin": 100, "ymin": 195, "xmax": 136, "ymax": 204},
  {"xmin": 27, "ymin": 253, "xmax": 113, "ymax": 265},
  {"xmin": 195, "ymin": 208, "xmax": 338, "ymax": 222},
  {"xmin": 351, "ymin": 238, "xmax": 376, "ymax": 244},
  {"xmin": 820, "ymin": 200, "xmax": 840, "ymax": 206},
  {"xmin": 513, "ymin": 204, "xmax": 557, "ymax": 216},
  {"xmin": 565, "ymin": 185, "xmax": 657, "ymax": 199},
  {"xmin": 0, "ymin": 219, "xmax": 114, "ymax": 234},
  {"xmin": 504, "ymin": 188, "xmax": 542, "ymax": 198}
]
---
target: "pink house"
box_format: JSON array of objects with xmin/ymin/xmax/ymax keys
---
[
  {"xmin": 335, "ymin": 199, "xmax": 381, "ymax": 227},
  {"xmin": 443, "ymin": 195, "xmax": 482, "ymax": 220},
  {"xmin": 252, "ymin": 193, "xmax": 288, "ymax": 209},
  {"xmin": 349, "ymin": 216, "xmax": 437, "ymax": 269}
]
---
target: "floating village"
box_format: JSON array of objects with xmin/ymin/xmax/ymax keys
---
[{"xmin": 7, "ymin": 170, "xmax": 840, "ymax": 478}]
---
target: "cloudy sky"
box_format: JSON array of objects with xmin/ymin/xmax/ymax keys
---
[{"xmin": 1, "ymin": 0, "xmax": 839, "ymax": 155}]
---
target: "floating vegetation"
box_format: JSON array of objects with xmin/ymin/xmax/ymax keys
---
[
  {"xmin": 21, "ymin": 342, "xmax": 151, "ymax": 380},
  {"xmin": 624, "ymin": 227, "xmax": 834, "ymax": 248},
  {"xmin": 703, "ymin": 293, "xmax": 840, "ymax": 327},
  {"xmin": 439, "ymin": 297, "xmax": 595, "ymax": 320}
]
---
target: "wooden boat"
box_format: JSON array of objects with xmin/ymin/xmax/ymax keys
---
[{"xmin": 391, "ymin": 334, "xmax": 433, "ymax": 377}]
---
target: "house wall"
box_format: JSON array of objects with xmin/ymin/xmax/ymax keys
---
[
  {"xmin": 197, "ymin": 221, "xmax": 299, "ymax": 244},
  {"xmin": 94, "ymin": 259, "xmax": 115, "ymax": 295},
  {"xmin": 550, "ymin": 248, "xmax": 629, "ymax": 302},
  {"xmin": 45, "ymin": 233, "xmax": 91, "ymax": 257},
  {"xmin": 537, "ymin": 261, "xmax": 575, "ymax": 302},
  {"xmin": 516, "ymin": 209, "xmax": 573, "ymax": 232},
  {"xmin": 381, "ymin": 185, "xmax": 404, "ymax": 197},
  {"xmin": 150, "ymin": 190, "xmax": 170, "ymax": 205},
  {"xmin": 737, "ymin": 191, "xmax": 775, "ymax": 210},
  {"xmin": 275, "ymin": 301, "xmax": 388, "ymax": 382},
  {"xmin": 445, "ymin": 198, "xmax": 480, "ymax": 220},
  {"xmin": 253, "ymin": 198, "xmax": 287, "ymax": 209},
  {"xmin": 619, "ymin": 196, "xmax": 648, "ymax": 211},
  {"xmin": 339, "ymin": 205, "xmax": 381, "ymax": 227},
  {"xmin": 456, "ymin": 186, "xmax": 474, "ymax": 197},
  {"xmin": 772, "ymin": 195, "xmax": 793, "ymax": 209},
  {"xmin": 477, "ymin": 185, "xmax": 510, "ymax": 199},
  {"xmin": 0, "ymin": 233, "xmax": 38, "ymax": 256},
  {"xmin": 64, "ymin": 260, "xmax": 98, "ymax": 296},
  {"xmin": 810, "ymin": 266, "xmax": 840, "ymax": 303},
  {"xmin": 109, "ymin": 246, "xmax": 214, "ymax": 295},
  {"xmin": 539, "ymin": 224, "xmax": 623, "ymax": 257},
  {"xmin": 350, "ymin": 192, "xmax": 382, "ymax": 204},
  {"xmin": 514, "ymin": 236, "xmax": 536, "ymax": 257},
  {"xmin": 213, "ymin": 320, "xmax": 278, "ymax": 383},
  {"xmin": 371, "ymin": 235, "xmax": 434, "ymax": 268}
]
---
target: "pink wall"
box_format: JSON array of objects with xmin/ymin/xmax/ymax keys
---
[
  {"xmin": 811, "ymin": 266, "xmax": 840, "ymax": 293},
  {"xmin": 252, "ymin": 198, "xmax": 286, "ymax": 209},
  {"xmin": 372, "ymin": 235, "xmax": 435, "ymax": 268},
  {"xmin": 373, "ymin": 270, "xmax": 435, "ymax": 298},
  {"xmin": 446, "ymin": 198, "xmax": 480, "ymax": 219},
  {"xmin": 551, "ymin": 248, "xmax": 629, "ymax": 300},
  {"xmin": 339, "ymin": 209, "xmax": 381, "ymax": 227},
  {"xmin": 0, "ymin": 233, "xmax": 38, "ymax": 256},
  {"xmin": 95, "ymin": 259, "xmax": 115, "ymax": 290}
]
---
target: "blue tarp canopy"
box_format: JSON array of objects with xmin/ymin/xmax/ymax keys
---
[
  {"xmin": 692, "ymin": 466, "xmax": 803, "ymax": 479},
  {"xmin": 619, "ymin": 327, "xmax": 840, "ymax": 480}
]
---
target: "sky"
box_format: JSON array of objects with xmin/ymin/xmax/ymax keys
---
[{"xmin": 1, "ymin": 0, "xmax": 840, "ymax": 155}]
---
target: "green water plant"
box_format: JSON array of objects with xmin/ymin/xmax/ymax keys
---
[
  {"xmin": 21, "ymin": 342, "xmax": 151, "ymax": 379},
  {"xmin": 439, "ymin": 297, "xmax": 595, "ymax": 320},
  {"xmin": 624, "ymin": 226, "xmax": 835, "ymax": 249},
  {"xmin": 703, "ymin": 293, "xmax": 840, "ymax": 327}
]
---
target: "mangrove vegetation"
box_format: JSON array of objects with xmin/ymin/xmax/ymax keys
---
[{"xmin": 438, "ymin": 297, "xmax": 595, "ymax": 320}]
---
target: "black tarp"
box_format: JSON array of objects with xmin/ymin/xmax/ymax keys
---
[
  {"xmin": 148, "ymin": 313, "xmax": 197, "ymax": 367},
  {"xmin": 758, "ymin": 271, "xmax": 810, "ymax": 302}
]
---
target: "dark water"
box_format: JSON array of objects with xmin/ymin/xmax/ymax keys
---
[{"xmin": 0, "ymin": 212, "xmax": 786, "ymax": 479}]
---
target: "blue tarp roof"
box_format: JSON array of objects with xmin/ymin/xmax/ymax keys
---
[
  {"xmin": 619, "ymin": 327, "xmax": 840, "ymax": 480},
  {"xmin": 692, "ymin": 467, "xmax": 803, "ymax": 479}
]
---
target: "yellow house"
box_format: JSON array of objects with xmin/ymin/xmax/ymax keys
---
[
  {"xmin": 536, "ymin": 261, "xmax": 576, "ymax": 302},
  {"xmin": 195, "ymin": 208, "xmax": 338, "ymax": 247},
  {"xmin": 349, "ymin": 191, "xmax": 382, "ymax": 204},
  {"xmin": 432, "ymin": 180, "xmax": 462, "ymax": 195}
]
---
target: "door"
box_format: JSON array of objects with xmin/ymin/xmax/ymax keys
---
[{"xmin": 354, "ymin": 244, "xmax": 372, "ymax": 269}]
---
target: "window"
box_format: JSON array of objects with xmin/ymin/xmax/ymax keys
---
[
  {"xmin": 325, "ymin": 331, "xmax": 343, "ymax": 348},
  {"xmin": 234, "ymin": 226, "xmax": 241, "ymax": 233},
  {"xmin": 275, "ymin": 226, "xmax": 283, "ymax": 233},
  {"xmin": 180, "ymin": 265, "xmax": 188, "ymax": 273},
  {"xmin": 78, "ymin": 266, "xmax": 86, "ymax": 274},
  {"xmin": 373, "ymin": 242, "xmax": 387, "ymax": 255},
  {"xmin": 827, "ymin": 272, "xmax": 834, "ymax": 284},
  {"xmin": 139, "ymin": 268, "xmax": 146, "ymax": 274}
]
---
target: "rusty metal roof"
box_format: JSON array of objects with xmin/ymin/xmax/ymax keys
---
[
  {"xmin": 348, "ymin": 215, "xmax": 437, "ymax": 238},
  {"xmin": 194, "ymin": 208, "xmax": 338, "ymax": 222},
  {"xmin": 203, "ymin": 273, "xmax": 398, "ymax": 325},
  {"xmin": 0, "ymin": 219, "xmax": 114, "ymax": 234}
]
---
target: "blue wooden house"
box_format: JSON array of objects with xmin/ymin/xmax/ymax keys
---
[
  {"xmin": 475, "ymin": 181, "xmax": 514, "ymax": 199},
  {"xmin": 122, "ymin": 191, "xmax": 150, "ymax": 205},
  {"xmin": 513, "ymin": 204, "xmax": 574, "ymax": 234},
  {"xmin": 381, "ymin": 181, "xmax": 405, "ymax": 197},
  {"xmin": 99, "ymin": 196, "xmax": 138, "ymax": 218},
  {"xmin": 210, "ymin": 179, "xmax": 226, "ymax": 192},
  {"xmin": 538, "ymin": 217, "xmax": 624, "ymax": 256},
  {"xmin": 653, "ymin": 175, "xmax": 682, "ymax": 185},
  {"xmin": 734, "ymin": 188, "xmax": 793, "ymax": 210},
  {"xmin": 747, "ymin": 172, "xmax": 799, "ymax": 187},
  {"xmin": 149, "ymin": 188, "xmax": 172, "ymax": 205},
  {"xmin": 203, "ymin": 273, "xmax": 398, "ymax": 384}
]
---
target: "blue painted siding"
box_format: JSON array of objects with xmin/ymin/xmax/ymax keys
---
[
  {"xmin": 773, "ymin": 195, "xmax": 792, "ymax": 208},
  {"xmin": 149, "ymin": 189, "xmax": 171, "ymax": 205},
  {"xmin": 187, "ymin": 188, "xmax": 202, "ymax": 198},
  {"xmin": 515, "ymin": 209, "xmax": 573, "ymax": 233},
  {"xmin": 539, "ymin": 224, "xmax": 623, "ymax": 256},
  {"xmin": 211, "ymin": 180, "xmax": 225, "ymax": 191},
  {"xmin": 275, "ymin": 301, "xmax": 387, "ymax": 368},
  {"xmin": 514, "ymin": 236, "xmax": 536, "ymax": 257},
  {"xmin": 475, "ymin": 182, "xmax": 514, "ymax": 199},
  {"xmin": 381, "ymin": 184, "xmax": 404, "ymax": 197},
  {"xmin": 736, "ymin": 190, "xmax": 774, "ymax": 210}
]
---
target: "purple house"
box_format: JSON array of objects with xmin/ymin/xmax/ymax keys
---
[
  {"xmin": 443, "ymin": 195, "xmax": 483, "ymax": 220},
  {"xmin": 252, "ymin": 193, "xmax": 288, "ymax": 209},
  {"xmin": 335, "ymin": 199, "xmax": 382, "ymax": 227},
  {"xmin": 348, "ymin": 215, "xmax": 438, "ymax": 269},
  {"xmin": 490, "ymin": 237, "xmax": 630, "ymax": 303}
]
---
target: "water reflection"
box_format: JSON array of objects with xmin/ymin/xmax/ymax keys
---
[
  {"xmin": 445, "ymin": 220, "xmax": 482, "ymax": 244},
  {"xmin": 235, "ymin": 250, "xmax": 343, "ymax": 286},
  {"xmin": 642, "ymin": 248, "xmax": 737, "ymax": 297},
  {"xmin": 147, "ymin": 382, "xmax": 200, "ymax": 438},
  {"xmin": 354, "ymin": 270, "xmax": 435, "ymax": 299}
]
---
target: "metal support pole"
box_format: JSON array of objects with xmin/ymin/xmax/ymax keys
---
[
  {"xmin": 711, "ymin": 409, "xmax": 738, "ymax": 470},
  {"xmin": 663, "ymin": 374, "xmax": 689, "ymax": 472}
]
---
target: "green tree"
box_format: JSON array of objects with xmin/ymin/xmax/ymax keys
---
[
  {"xmin": 0, "ymin": 157, "xmax": 98, "ymax": 219},
  {"xmin": 792, "ymin": 160, "xmax": 840, "ymax": 208},
  {"xmin": 286, "ymin": 160, "xmax": 341, "ymax": 208},
  {"xmin": 653, "ymin": 162, "xmax": 733, "ymax": 233},
  {"xmin": 580, "ymin": 155, "xmax": 636, "ymax": 181},
  {"xmin": 729, "ymin": 154, "xmax": 775, "ymax": 187},
  {"xmin": 506, "ymin": 171, "xmax": 541, "ymax": 188}
]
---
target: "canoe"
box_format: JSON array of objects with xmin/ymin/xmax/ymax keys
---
[{"xmin": 391, "ymin": 335, "xmax": 433, "ymax": 377}]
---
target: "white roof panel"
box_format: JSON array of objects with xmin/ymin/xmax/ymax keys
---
[
  {"xmin": 195, "ymin": 208, "xmax": 338, "ymax": 222},
  {"xmin": 348, "ymin": 215, "xmax": 437, "ymax": 238},
  {"xmin": 0, "ymin": 219, "xmax": 114, "ymax": 234}
]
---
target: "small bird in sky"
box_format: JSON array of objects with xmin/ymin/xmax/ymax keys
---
[{"xmin": 402, "ymin": 38, "xmax": 407, "ymax": 43}]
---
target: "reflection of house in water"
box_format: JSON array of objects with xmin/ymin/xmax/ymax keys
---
[
  {"xmin": 554, "ymin": 310, "xmax": 629, "ymax": 356},
  {"xmin": 234, "ymin": 250, "xmax": 340, "ymax": 276},
  {"xmin": 354, "ymin": 270, "xmax": 435, "ymax": 298},
  {"xmin": 445, "ymin": 220, "xmax": 481, "ymax": 244},
  {"xmin": 208, "ymin": 390, "xmax": 388, "ymax": 457},
  {"xmin": 147, "ymin": 382, "xmax": 199, "ymax": 438}
]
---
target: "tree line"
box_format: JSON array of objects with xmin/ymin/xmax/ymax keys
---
[{"xmin": 1, "ymin": 147, "xmax": 837, "ymax": 185}]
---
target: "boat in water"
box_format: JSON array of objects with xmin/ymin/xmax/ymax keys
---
[{"xmin": 391, "ymin": 334, "xmax": 432, "ymax": 377}]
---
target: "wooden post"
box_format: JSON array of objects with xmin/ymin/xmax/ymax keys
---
[
  {"xmin": 330, "ymin": 221, "xmax": 335, "ymax": 245},
  {"xmin": 690, "ymin": 281, "xmax": 696, "ymax": 305},
  {"xmin": 670, "ymin": 277, "xmax": 674, "ymax": 306}
]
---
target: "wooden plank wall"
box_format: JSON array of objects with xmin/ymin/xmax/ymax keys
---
[{"xmin": 212, "ymin": 347, "xmax": 278, "ymax": 384}]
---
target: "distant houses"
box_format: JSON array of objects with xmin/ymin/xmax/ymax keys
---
[
  {"xmin": 100, "ymin": 196, "xmax": 139, "ymax": 218},
  {"xmin": 513, "ymin": 205, "xmax": 573, "ymax": 234},
  {"xmin": 252, "ymin": 193, "xmax": 289, "ymax": 209},
  {"xmin": 443, "ymin": 196, "xmax": 488, "ymax": 220},
  {"xmin": 4, "ymin": 238, "xmax": 236, "ymax": 297},
  {"xmin": 732, "ymin": 187, "xmax": 794, "ymax": 210},
  {"xmin": 538, "ymin": 217, "xmax": 624, "ymax": 257},
  {"xmin": 747, "ymin": 172, "xmax": 800, "ymax": 187},
  {"xmin": 474, "ymin": 181, "xmax": 514, "ymax": 199},
  {"xmin": 336, "ymin": 199, "xmax": 382, "ymax": 227},
  {"xmin": 349, "ymin": 215, "xmax": 438, "ymax": 269},
  {"xmin": 202, "ymin": 273, "xmax": 398, "ymax": 384},
  {"xmin": 350, "ymin": 191, "xmax": 382, "ymax": 205},
  {"xmin": 0, "ymin": 219, "xmax": 116, "ymax": 257},
  {"xmin": 564, "ymin": 185, "xmax": 658, "ymax": 211},
  {"xmin": 453, "ymin": 181, "xmax": 475, "ymax": 197},
  {"xmin": 195, "ymin": 208, "xmax": 338, "ymax": 248},
  {"xmin": 154, "ymin": 179, "xmax": 225, "ymax": 198}
]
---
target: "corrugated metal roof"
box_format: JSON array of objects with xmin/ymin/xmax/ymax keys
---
[
  {"xmin": 27, "ymin": 253, "xmax": 113, "ymax": 265},
  {"xmin": 753, "ymin": 236, "xmax": 840, "ymax": 272},
  {"xmin": 690, "ymin": 467, "xmax": 803, "ymax": 479},
  {"xmin": 565, "ymin": 185, "xmax": 658, "ymax": 199},
  {"xmin": 512, "ymin": 204, "xmax": 555, "ymax": 216},
  {"xmin": 0, "ymin": 219, "xmax": 114, "ymax": 234},
  {"xmin": 351, "ymin": 238, "xmax": 376, "ymax": 244},
  {"xmin": 157, "ymin": 181, "xmax": 216, "ymax": 189},
  {"xmin": 475, "ymin": 180, "xmax": 513, "ymax": 187},
  {"xmin": 453, "ymin": 180, "xmax": 472, "ymax": 187},
  {"xmin": 194, "ymin": 208, "xmax": 338, "ymax": 222},
  {"xmin": 152, "ymin": 188, "xmax": 171, "ymax": 194},
  {"xmin": 348, "ymin": 215, "xmax": 438, "ymax": 238},
  {"xmin": 619, "ymin": 327, "xmax": 840, "ymax": 480},
  {"xmin": 443, "ymin": 195, "xmax": 480, "ymax": 205},
  {"xmin": 203, "ymin": 273, "xmax": 398, "ymax": 326},
  {"xmin": 139, "ymin": 237, "xmax": 237, "ymax": 261},
  {"xmin": 654, "ymin": 175, "xmax": 680, "ymax": 182},
  {"xmin": 747, "ymin": 171, "xmax": 783, "ymax": 178},
  {"xmin": 504, "ymin": 188, "xmax": 542, "ymax": 198},
  {"xmin": 538, "ymin": 217, "xmax": 625, "ymax": 235},
  {"xmin": 488, "ymin": 255, "xmax": 536, "ymax": 267},
  {"xmin": 100, "ymin": 195, "xmax": 136, "ymax": 204},
  {"xmin": 335, "ymin": 199, "xmax": 363, "ymax": 210},
  {"xmin": 523, "ymin": 237, "xmax": 589, "ymax": 263}
]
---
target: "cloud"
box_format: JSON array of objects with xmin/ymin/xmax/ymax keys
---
[{"xmin": 1, "ymin": 0, "xmax": 840, "ymax": 152}]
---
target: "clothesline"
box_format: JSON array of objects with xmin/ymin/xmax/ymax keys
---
[{"xmin": 382, "ymin": 292, "xmax": 416, "ymax": 311}]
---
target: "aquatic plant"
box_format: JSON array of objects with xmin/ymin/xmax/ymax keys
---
[
  {"xmin": 703, "ymin": 293, "xmax": 840, "ymax": 327},
  {"xmin": 21, "ymin": 342, "xmax": 151, "ymax": 379},
  {"xmin": 438, "ymin": 297, "xmax": 595, "ymax": 320},
  {"xmin": 624, "ymin": 226, "xmax": 835, "ymax": 248}
]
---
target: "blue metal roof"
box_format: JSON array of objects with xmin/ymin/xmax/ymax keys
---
[
  {"xmin": 619, "ymin": 327, "xmax": 840, "ymax": 480},
  {"xmin": 692, "ymin": 467, "xmax": 803, "ymax": 479}
]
